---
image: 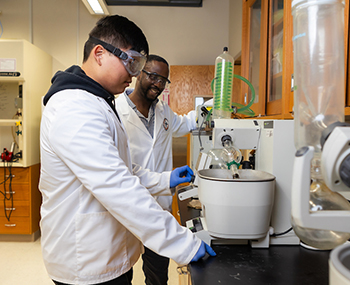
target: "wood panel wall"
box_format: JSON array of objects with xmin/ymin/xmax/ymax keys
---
[{"xmin": 169, "ymin": 65, "xmax": 215, "ymax": 115}]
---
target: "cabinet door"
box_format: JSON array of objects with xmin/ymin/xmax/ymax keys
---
[
  {"xmin": 242, "ymin": 0, "xmax": 294, "ymax": 118},
  {"xmin": 241, "ymin": 0, "xmax": 269, "ymax": 116},
  {"xmin": 345, "ymin": 0, "xmax": 350, "ymax": 109},
  {"xmin": 266, "ymin": 0, "xmax": 294, "ymax": 116},
  {"xmin": 266, "ymin": 0, "xmax": 283, "ymax": 115},
  {"xmin": 265, "ymin": 0, "xmax": 282, "ymax": 115}
]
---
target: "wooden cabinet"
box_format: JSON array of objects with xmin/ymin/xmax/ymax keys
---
[
  {"xmin": 241, "ymin": 0, "xmax": 349, "ymax": 118},
  {"xmin": 241, "ymin": 0, "xmax": 293, "ymax": 118},
  {"xmin": 0, "ymin": 40, "xmax": 52, "ymax": 240},
  {"xmin": 241, "ymin": 0, "xmax": 268, "ymax": 117},
  {"xmin": 0, "ymin": 164, "xmax": 41, "ymax": 241}
]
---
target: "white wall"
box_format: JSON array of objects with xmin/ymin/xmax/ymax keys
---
[
  {"xmin": 229, "ymin": 0, "xmax": 242, "ymax": 60},
  {"xmin": 0, "ymin": 0, "xmax": 242, "ymax": 76}
]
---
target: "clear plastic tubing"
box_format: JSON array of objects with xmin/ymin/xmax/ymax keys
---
[
  {"xmin": 213, "ymin": 47, "xmax": 234, "ymax": 119},
  {"xmin": 292, "ymin": 0, "xmax": 345, "ymax": 155}
]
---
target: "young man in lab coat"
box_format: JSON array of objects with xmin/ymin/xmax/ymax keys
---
[
  {"xmin": 115, "ymin": 55, "xmax": 197, "ymax": 285},
  {"xmin": 39, "ymin": 15, "xmax": 215, "ymax": 285}
]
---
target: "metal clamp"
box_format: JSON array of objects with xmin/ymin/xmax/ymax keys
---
[{"xmin": 177, "ymin": 265, "xmax": 190, "ymax": 275}]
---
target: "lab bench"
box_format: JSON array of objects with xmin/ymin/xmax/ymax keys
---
[{"xmin": 176, "ymin": 188, "xmax": 330, "ymax": 285}]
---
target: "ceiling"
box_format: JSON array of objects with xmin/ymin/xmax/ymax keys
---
[{"xmin": 105, "ymin": 0, "xmax": 202, "ymax": 7}]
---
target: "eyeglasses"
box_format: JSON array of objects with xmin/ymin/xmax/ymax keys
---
[
  {"xmin": 88, "ymin": 36, "xmax": 147, "ymax": 76},
  {"xmin": 142, "ymin": 69, "xmax": 171, "ymax": 87}
]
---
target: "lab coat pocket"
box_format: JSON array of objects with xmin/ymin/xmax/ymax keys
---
[{"xmin": 75, "ymin": 211, "xmax": 127, "ymax": 278}]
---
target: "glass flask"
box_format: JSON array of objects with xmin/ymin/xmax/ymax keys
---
[
  {"xmin": 207, "ymin": 141, "xmax": 242, "ymax": 178},
  {"xmin": 292, "ymin": 177, "xmax": 350, "ymax": 250},
  {"xmin": 292, "ymin": 0, "xmax": 345, "ymax": 155}
]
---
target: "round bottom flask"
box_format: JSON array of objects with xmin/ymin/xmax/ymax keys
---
[{"xmin": 292, "ymin": 179, "xmax": 350, "ymax": 250}]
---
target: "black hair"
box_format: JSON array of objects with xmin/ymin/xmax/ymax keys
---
[
  {"xmin": 146, "ymin": 54, "xmax": 169, "ymax": 67},
  {"xmin": 83, "ymin": 15, "xmax": 149, "ymax": 62}
]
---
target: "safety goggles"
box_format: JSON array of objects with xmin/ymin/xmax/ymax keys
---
[
  {"xmin": 88, "ymin": 36, "xmax": 147, "ymax": 76},
  {"xmin": 142, "ymin": 69, "xmax": 171, "ymax": 87}
]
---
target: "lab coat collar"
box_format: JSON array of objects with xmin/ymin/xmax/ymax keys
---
[
  {"xmin": 118, "ymin": 90, "xmax": 166, "ymax": 139},
  {"xmin": 118, "ymin": 91, "xmax": 151, "ymax": 137}
]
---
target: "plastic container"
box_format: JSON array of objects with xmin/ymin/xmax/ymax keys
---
[
  {"xmin": 213, "ymin": 47, "xmax": 234, "ymax": 119},
  {"xmin": 292, "ymin": 0, "xmax": 345, "ymax": 154},
  {"xmin": 198, "ymin": 169, "xmax": 275, "ymax": 239}
]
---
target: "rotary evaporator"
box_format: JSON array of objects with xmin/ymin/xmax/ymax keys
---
[
  {"xmin": 287, "ymin": 0, "xmax": 350, "ymax": 284},
  {"xmin": 179, "ymin": 46, "xmax": 299, "ymax": 248}
]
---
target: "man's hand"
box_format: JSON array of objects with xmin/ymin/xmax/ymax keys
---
[
  {"xmin": 191, "ymin": 241, "xmax": 216, "ymax": 262},
  {"xmin": 170, "ymin": 165, "xmax": 194, "ymax": 188}
]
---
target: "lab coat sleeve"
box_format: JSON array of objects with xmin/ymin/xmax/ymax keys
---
[
  {"xmin": 132, "ymin": 163, "xmax": 171, "ymax": 196},
  {"xmin": 168, "ymin": 106, "xmax": 197, "ymax": 138},
  {"xmin": 47, "ymin": 93, "xmax": 200, "ymax": 265}
]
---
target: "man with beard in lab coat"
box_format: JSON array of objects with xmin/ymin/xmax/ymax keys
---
[
  {"xmin": 115, "ymin": 55, "xmax": 198, "ymax": 285},
  {"xmin": 39, "ymin": 15, "xmax": 215, "ymax": 285}
]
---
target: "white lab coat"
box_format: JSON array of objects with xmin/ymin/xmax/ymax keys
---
[
  {"xmin": 39, "ymin": 90, "xmax": 200, "ymax": 285},
  {"xmin": 115, "ymin": 91, "xmax": 196, "ymax": 211}
]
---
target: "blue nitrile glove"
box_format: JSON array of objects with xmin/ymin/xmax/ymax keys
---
[
  {"xmin": 170, "ymin": 165, "xmax": 194, "ymax": 188},
  {"xmin": 191, "ymin": 241, "xmax": 216, "ymax": 262}
]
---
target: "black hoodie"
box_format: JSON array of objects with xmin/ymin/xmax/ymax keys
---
[{"xmin": 43, "ymin": 65, "xmax": 119, "ymax": 120}]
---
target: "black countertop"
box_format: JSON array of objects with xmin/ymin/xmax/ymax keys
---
[
  {"xmin": 190, "ymin": 244, "xmax": 329, "ymax": 285},
  {"xmin": 176, "ymin": 187, "xmax": 330, "ymax": 285}
]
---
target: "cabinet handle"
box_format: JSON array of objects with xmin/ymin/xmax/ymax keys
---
[
  {"xmin": 5, "ymin": 174, "xmax": 15, "ymax": 178},
  {"xmin": 291, "ymin": 73, "xmax": 294, "ymax": 92},
  {"xmin": 5, "ymin": 208, "xmax": 16, "ymax": 211},
  {"xmin": 5, "ymin": 191, "xmax": 15, "ymax": 195},
  {"xmin": 5, "ymin": 224, "xmax": 16, "ymax": 227}
]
